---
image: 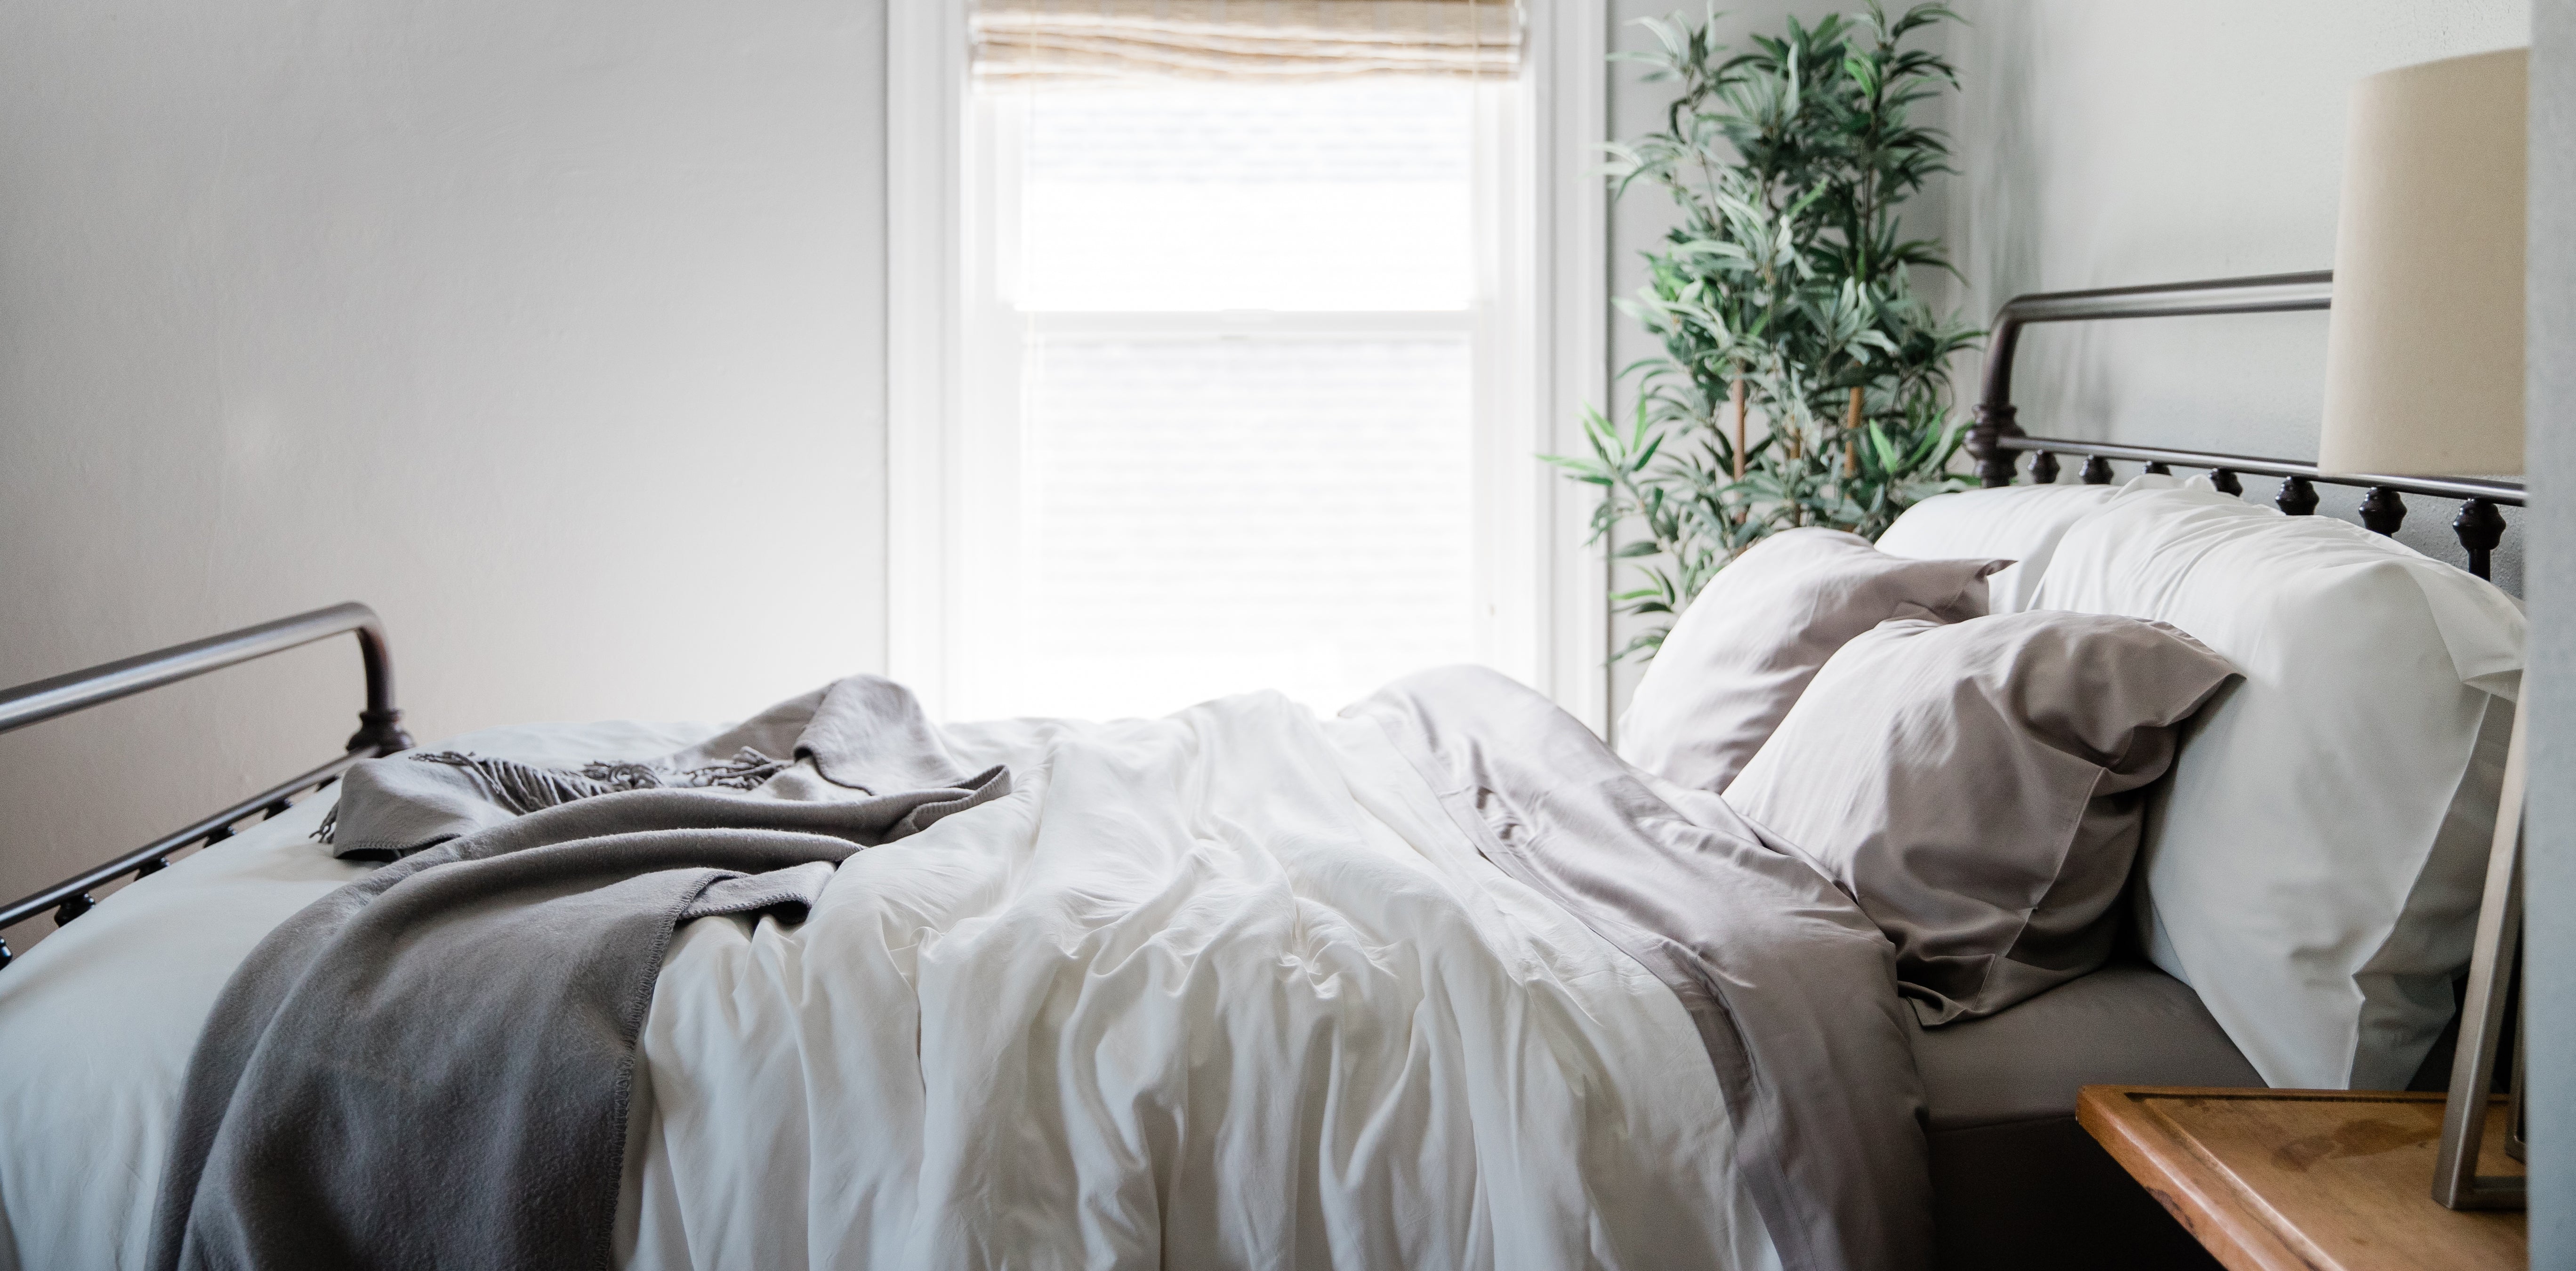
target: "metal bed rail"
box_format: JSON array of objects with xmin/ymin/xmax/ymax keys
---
[
  {"xmin": 0, "ymin": 602, "xmax": 412, "ymax": 967},
  {"xmin": 1960, "ymin": 271, "xmax": 2523, "ymax": 579}
]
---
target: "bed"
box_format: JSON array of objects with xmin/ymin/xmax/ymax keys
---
[{"xmin": 0, "ymin": 272, "xmax": 2527, "ymax": 1271}]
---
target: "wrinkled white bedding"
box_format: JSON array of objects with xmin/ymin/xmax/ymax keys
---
[{"xmin": 0, "ymin": 693, "xmax": 1777, "ymax": 1271}]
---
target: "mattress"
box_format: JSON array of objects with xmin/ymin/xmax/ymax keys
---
[{"xmin": 1912, "ymin": 957, "xmax": 2261, "ymax": 1271}]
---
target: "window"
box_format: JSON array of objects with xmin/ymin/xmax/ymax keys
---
[{"xmin": 891, "ymin": 0, "xmax": 1607, "ymax": 725}]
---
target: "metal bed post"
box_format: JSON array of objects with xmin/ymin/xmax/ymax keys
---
[{"xmin": 0, "ymin": 602, "xmax": 412, "ymax": 969}]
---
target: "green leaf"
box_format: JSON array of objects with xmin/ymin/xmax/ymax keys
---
[{"xmin": 1553, "ymin": 0, "xmax": 1979, "ymax": 664}]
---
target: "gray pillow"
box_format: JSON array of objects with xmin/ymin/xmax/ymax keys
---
[
  {"xmin": 1617, "ymin": 528, "xmax": 2009, "ymax": 793},
  {"xmin": 1723, "ymin": 611, "xmax": 2237, "ymax": 1025}
]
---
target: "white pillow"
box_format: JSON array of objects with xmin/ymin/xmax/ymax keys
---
[
  {"xmin": 2030, "ymin": 485, "xmax": 2524, "ymax": 1088},
  {"xmin": 1616, "ymin": 528, "xmax": 2006, "ymax": 793},
  {"xmin": 1878, "ymin": 475, "xmax": 2180, "ymax": 612}
]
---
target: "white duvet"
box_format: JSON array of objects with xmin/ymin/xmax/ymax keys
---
[{"xmin": 0, "ymin": 692, "xmax": 1777, "ymax": 1271}]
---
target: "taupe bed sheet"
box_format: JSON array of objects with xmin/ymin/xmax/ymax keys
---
[{"xmin": 1913, "ymin": 957, "xmax": 2261, "ymax": 1271}]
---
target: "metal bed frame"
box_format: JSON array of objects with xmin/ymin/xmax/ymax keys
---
[
  {"xmin": 0, "ymin": 272, "xmax": 2527, "ymax": 974},
  {"xmin": 0, "ymin": 603, "xmax": 411, "ymax": 968},
  {"xmin": 1961, "ymin": 269, "xmax": 2522, "ymax": 579}
]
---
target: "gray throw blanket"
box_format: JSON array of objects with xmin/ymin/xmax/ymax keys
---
[{"xmin": 147, "ymin": 676, "xmax": 1009, "ymax": 1271}]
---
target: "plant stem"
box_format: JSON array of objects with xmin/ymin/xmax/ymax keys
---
[
  {"xmin": 1844, "ymin": 386, "xmax": 1864, "ymax": 477},
  {"xmin": 1731, "ymin": 377, "xmax": 1748, "ymax": 481}
]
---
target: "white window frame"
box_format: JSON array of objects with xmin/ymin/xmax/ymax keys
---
[{"xmin": 887, "ymin": 0, "xmax": 1607, "ymax": 729}]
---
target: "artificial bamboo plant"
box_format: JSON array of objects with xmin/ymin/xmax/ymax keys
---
[{"xmin": 1553, "ymin": 2, "xmax": 1981, "ymax": 659}]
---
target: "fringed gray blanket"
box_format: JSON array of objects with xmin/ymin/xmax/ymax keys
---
[{"xmin": 146, "ymin": 676, "xmax": 1008, "ymax": 1271}]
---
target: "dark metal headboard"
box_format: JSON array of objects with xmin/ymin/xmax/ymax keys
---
[
  {"xmin": 0, "ymin": 603, "xmax": 413, "ymax": 969},
  {"xmin": 1961, "ymin": 271, "xmax": 2523, "ymax": 579}
]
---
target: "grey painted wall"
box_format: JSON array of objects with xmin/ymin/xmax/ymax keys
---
[
  {"xmin": 0, "ymin": 0, "xmax": 890, "ymax": 955},
  {"xmin": 1943, "ymin": 0, "xmax": 2530, "ymax": 589},
  {"xmin": 2526, "ymin": 0, "xmax": 2571, "ymax": 1253}
]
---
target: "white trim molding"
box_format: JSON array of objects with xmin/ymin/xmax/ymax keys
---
[
  {"xmin": 886, "ymin": 0, "xmax": 971, "ymax": 718},
  {"xmin": 1529, "ymin": 0, "xmax": 1611, "ymax": 732}
]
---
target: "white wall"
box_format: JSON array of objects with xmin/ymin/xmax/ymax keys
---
[
  {"xmin": 1944, "ymin": 0, "xmax": 2530, "ymax": 587},
  {"xmin": 0, "ymin": 0, "xmax": 889, "ymax": 953}
]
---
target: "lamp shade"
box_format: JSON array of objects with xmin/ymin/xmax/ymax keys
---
[{"xmin": 2319, "ymin": 48, "xmax": 2527, "ymax": 477}]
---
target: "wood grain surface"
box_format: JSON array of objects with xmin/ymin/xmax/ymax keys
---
[{"xmin": 2077, "ymin": 1086, "xmax": 2526, "ymax": 1271}]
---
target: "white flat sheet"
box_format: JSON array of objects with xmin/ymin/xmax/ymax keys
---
[{"xmin": 0, "ymin": 692, "xmax": 1777, "ymax": 1271}]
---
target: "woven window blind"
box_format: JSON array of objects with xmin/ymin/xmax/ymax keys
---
[{"xmin": 971, "ymin": 0, "xmax": 1521, "ymax": 82}]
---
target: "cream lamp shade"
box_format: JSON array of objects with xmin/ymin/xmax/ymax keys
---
[{"xmin": 2319, "ymin": 47, "xmax": 2528, "ymax": 477}]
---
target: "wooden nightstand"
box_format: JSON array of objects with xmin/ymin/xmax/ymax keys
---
[{"xmin": 2077, "ymin": 1086, "xmax": 2526, "ymax": 1271}]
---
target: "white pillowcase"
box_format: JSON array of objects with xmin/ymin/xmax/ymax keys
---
[
  {"xmin": 2029, "ymin": 485, "xmax": 2524, "ymax": 1088},
  {"xmin": 1616, "ymin": 528, "xmax": 2005, "ymax": 793},
  {"xmin": 1877, "ymin": 475, "xmax": 2180, "ymax": 612}
]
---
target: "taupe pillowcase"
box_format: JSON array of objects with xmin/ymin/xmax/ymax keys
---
[
  {"xmin": 1723, "ymin": 611, "xmax": 2237, "ymax": 1025},
  {"xmin": 1617, "ymin": 528, "xmax": 2010, "ymax": 793}
]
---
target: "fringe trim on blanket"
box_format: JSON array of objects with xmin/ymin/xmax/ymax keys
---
[
  {"xmin": 418, "ymin": 752, "xmax": 624, "ymax": 813},
  {"xmin": 315, "ymin": 748, "xmax": 789, "ymax": 843},
  {"xmin": 581, "ymin": 749, "xmax": 788, "ymax": 792}
]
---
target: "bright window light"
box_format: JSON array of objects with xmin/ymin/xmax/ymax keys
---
[
  {"xmin": 1016, "ymin": 83, "xmax": 1475, "ymax": 312},
  {"xmin": 1015, "ymin": 336, "xmax": 1475, "ymax": 719},
  {"xmin": 957, "ymin": 75, "xmax": 1516, "ymax": 721}
]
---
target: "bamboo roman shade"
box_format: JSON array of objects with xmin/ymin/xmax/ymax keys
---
[{"xmin": 971, "ymin": 0, "xmax": 1521, "ymax": 81}]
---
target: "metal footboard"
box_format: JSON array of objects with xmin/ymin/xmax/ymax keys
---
[{"xmin": 0, "ymin": 602, "xmax": 413, "ymax": 968}]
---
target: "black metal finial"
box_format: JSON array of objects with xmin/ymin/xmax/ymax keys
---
[
  {"xmin": 0, "ymin": 936, "xmax": 12, "ymax": 972},
  {"xmin": 1967, "ymin": 403, "xmax": 2024, "ymax": 487},
  {"xmin": 2210, "ymin": 469, "xmax": 2243, "ymax": 496},
  {"xmin": 54, "ymin": 893, "xmax": 93, "ymax": 926},
  {"xmin": 136, "ymin": 857, "xmax": 168, "ymax": 877},
  {"xmin": 2081, "ymin": 455, "xmax": 2113, "ymax": 485},
  {"xmin": 2030, "ymin": 450, "xmax": 2060, "ymax": 484},
  {"xmin": 2144, "ymin": 460, "xmax": 2172, "ymax": 475},
  {"xmin": 348, "ymin": 707, "xmax": 413, "ymax": 757},
  {"xmin": 2277, "ymin": 476, "xmax": 2319, "ymax": 516},
  {"xmin": 2454, "ymin": 499, "xmax": 2506, "ymax": 580},
  {"xmin": 2359, "ymin": 487, "xmax": 2407, "ymax": 536}
]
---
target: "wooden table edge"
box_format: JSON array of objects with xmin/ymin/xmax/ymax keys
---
[{"xmin": 2075, "ymin": 1085, "xmax": 2331, "ymax": 1271}]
